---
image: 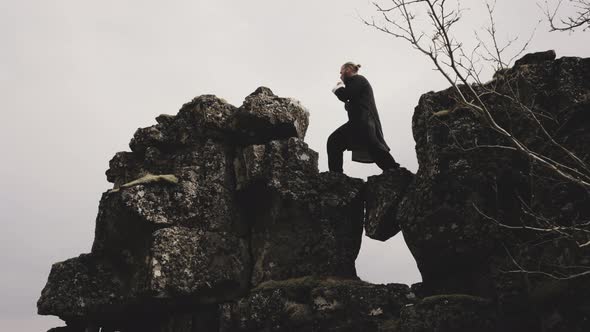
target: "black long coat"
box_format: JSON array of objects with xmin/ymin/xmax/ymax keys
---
[{"xmin": 333, "ymin": 74, "xmax": 391, "ymax": 163}]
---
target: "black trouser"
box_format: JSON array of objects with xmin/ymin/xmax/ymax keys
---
[{"xmin": 327, "ymin": 122, "xmax": 399, "ymax": 172}]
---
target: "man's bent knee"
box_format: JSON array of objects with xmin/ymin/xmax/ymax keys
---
[{"xmin": 327, "ymin": 134, "xmax": 346, "ymax": 152}]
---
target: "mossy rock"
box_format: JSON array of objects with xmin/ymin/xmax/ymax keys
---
[
  {"xmin": 420, "ymin": 293, "xmax": 491, "ymax": 306},
  {"xmin": 400, "ymin": 294, "xmax": 496, "ymax": 332},
  {"xmin": 254, "ymin": 276, "xmax": 364, "ymax": 290}
]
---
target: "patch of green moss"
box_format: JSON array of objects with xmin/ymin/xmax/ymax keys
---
[{"xmin": 120, "ymin": 173, "xmax": 179, "ymax": 189}]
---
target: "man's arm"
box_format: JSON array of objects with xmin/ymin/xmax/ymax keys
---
[
  {"xmin": 333, "ymin": 76, "xmax": 364, "ymax": 102},
  {"xmin": 332, "ymin": 81, "xmax": 348, "ymax": 102}
]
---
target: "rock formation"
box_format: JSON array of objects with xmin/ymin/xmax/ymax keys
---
[{"xmin": 39, "ymin": 52, "xmax": 590, "ymax": 331}]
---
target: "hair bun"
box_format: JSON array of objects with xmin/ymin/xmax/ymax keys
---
[
  {"xmin": 342, "ymin": 61, "xmax": 361, "ymax": 72},
  {"xmin": 356, "ymin": 64, "xmax": 362, "ymax": 68}
]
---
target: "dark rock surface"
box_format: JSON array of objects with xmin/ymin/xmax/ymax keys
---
[
  {"xmin": 128, "ymin": 95, "xmax": 237, "ymax": 154},
  {"xmin": 231, "ymin": 87, "xmax": 310, "ymax": 144},
  {"xmin": 38, "ymin": 253, "xmax": 125, "ymax": 321},
  {"xmin": 146, "ymin": 226, "xmax": 250, "ymax": 300},
  {"xmin": 220, "ymin": 277, "xmax": 416, "ymax": 332},
  {"xmin": 395, "ymin": 52, "xmax": 590, "ymax": 329},
  {"xmin": 242, "ymin": 171, "xmax": 365, "ymax": 285},
  {"xmin": 39, "ymin": 86, "xmax": 365, "ymax": 331},
  {"xmin": 514, "ymin": 50, "xmax": 556, "ymax": 67},
  {"xmin": 399, "ymin": 54, "xmax": 590, "ymax": 279},
  {"xmin": 364, "ymin": 167, "xmax": 414, "ymax": 241},
  {"xmin": 399, "ymin": 294, "xmax": 497, "ymax": 332},
  {"xmin": 234, "ymin": 137, "xmax": 319, "ymax": 191},
  {"xmin": 39, "ymin": 53, "xmax": 590, "ymax": 331},
  {"xmin": 234, "ymin": 137, "xmax": 364, "ymax": 285}
]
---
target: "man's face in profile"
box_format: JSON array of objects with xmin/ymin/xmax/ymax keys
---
[{"xmin": 340, "ymin": 66, "xmax": 352, "ymax": 81}]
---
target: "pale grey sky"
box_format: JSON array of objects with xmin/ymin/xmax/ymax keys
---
[{"xmin": 1, "ymin": 0, "xmax": 588, "ymax": 330}]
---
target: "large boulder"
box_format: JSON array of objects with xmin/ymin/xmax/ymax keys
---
[
  {"xmin": 146, "ymin": 226, "xmax": 250, "ymax": 300},
  {"xmin": 40, "ymin": 96, "xmax": 250, "ymax": 326},
  {"xmin": 364, "ymin": 167, "xmax": 414, "ymax": 241},
  {"xmin": 235, "ymin": 138, "xmax": 365, "ymax": 284},
  {"xmin": 247, "ymin": 171, "xmax": 364, "ymax": 285},
  {"xmin": 397, "ymin": 82, "xmax": 514, "ymax": 295},
  {"xmin": 37, "ymin": 253, "xmax": 125, "ymax": 322},
  {"xmin": 231, "ymin": 87, "xmax": 310, "ymax": 144},
  {"xmin": 101, "ymin": 141, "xmax": 241, "ymax": 233},
  {"xmin": 91, "ymin": 139, "xmax": 251, "ymax": 306},
  {"xmin": 234, "ymin": 137, "xmax": 319, "ymax": 191},
  {"xmin": 397, "ymin": 52, "xmax": 590, "ymax": 328},
  {"xmin": 128, "ymin": 95, "xmax": 238, "ymax": 155}
]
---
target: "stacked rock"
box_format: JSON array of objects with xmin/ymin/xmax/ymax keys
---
[
  {"xmin": 39, "ymin": 52, "xmax": 590, "ymax": 332},
  {"xmin": 38, "ymin": 87, "xmax": 417, "ymax": 332},
  {"xmin": 364, "ymin": 52, "xmax": 590, "ymax": 331}
]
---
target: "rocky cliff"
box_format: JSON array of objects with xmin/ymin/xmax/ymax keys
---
[{"xmin": 39, "ymin": 52, "xmax": 590, "ymax": 332}]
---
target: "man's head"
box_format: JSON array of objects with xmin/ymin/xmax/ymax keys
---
[{"xmin": 340, "ymin": 62, "xmax": 361, "ymax": 81}]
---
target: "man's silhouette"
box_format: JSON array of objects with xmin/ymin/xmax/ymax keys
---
[{"xmin": 327, "ymin": 62, "xmax": 399, "ymax": 173}]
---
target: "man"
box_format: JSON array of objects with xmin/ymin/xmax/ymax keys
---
[{"xmin": 327, "ymin": 62, "xmax": 400, "ymax": 173}]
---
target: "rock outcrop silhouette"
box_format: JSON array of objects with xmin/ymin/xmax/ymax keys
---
[{"xmin": 39, "ymin": 52, "xmax": 590, "ymax": 332}]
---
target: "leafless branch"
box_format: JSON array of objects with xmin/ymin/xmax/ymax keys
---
[
  {"xmin": 543, "ymin": 0, "xmax": 590, "ymax": 32},
  {"xmin": 502, "ymin": 244, "xmax": 590, "ymax": 280}
]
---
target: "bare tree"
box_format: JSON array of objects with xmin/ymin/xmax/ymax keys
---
[
  {"xmin": 362, "ymin": 0, "xmax": 590, "ymax": 279},
  {"xmin": 543, "ymin": 0, "xmax": 590, "ymax": 31},
  {"xmin": 363, "ymin": 0, "xmax": 590, "ymax": 189}
]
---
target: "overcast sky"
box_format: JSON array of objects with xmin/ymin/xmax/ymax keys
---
[{"xmin": 1, "ymin": 0, "xmax": 588, "ymax": 330}]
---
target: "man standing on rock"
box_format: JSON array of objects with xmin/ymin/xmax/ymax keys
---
[{"xmin": 328, "ymin": 62, "xmax": 399, "ymax": 173}]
